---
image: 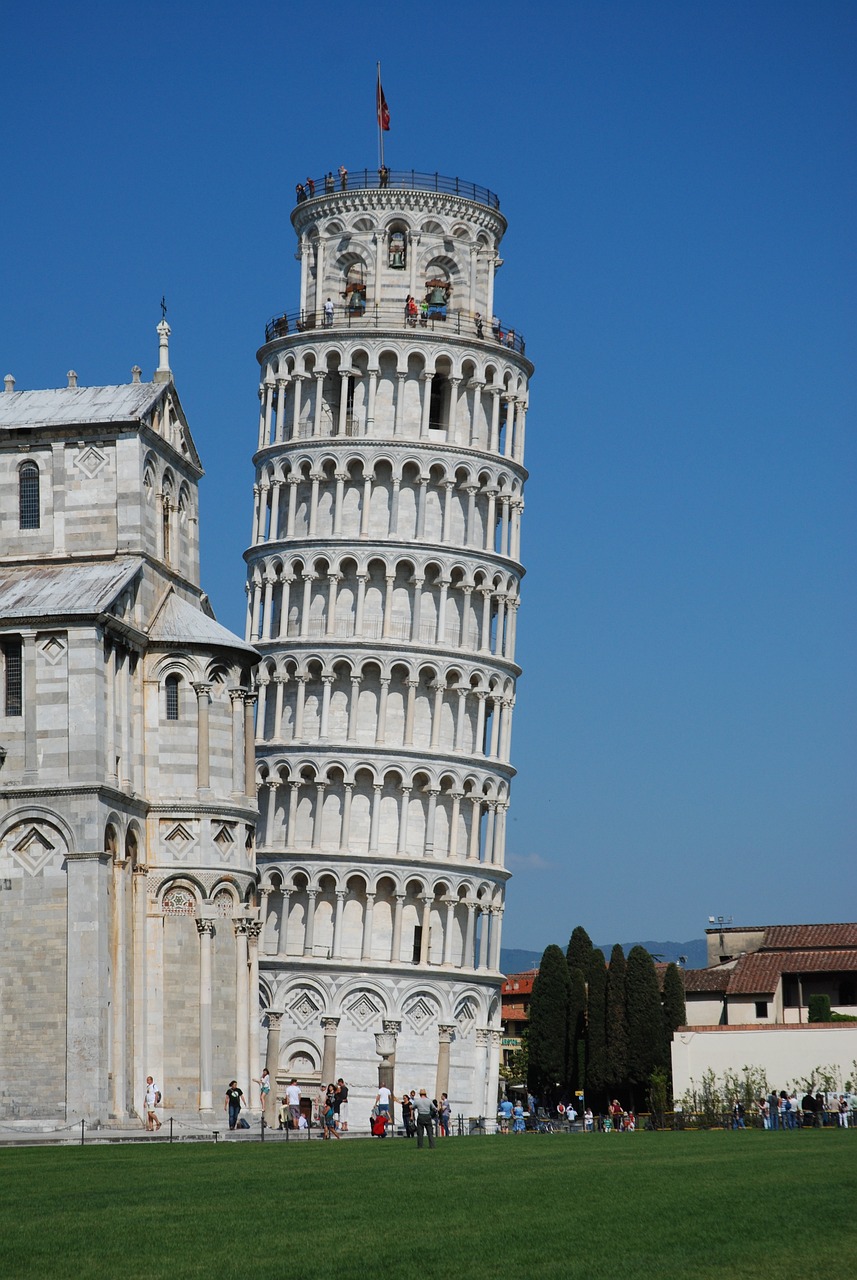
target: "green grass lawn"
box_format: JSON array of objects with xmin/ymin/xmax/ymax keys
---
[{"xmin": 1, "ymin": 1130, "xmax": 854, "ymax": 1279}]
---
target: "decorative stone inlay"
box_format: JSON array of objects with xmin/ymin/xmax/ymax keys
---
[
  {"xmin": 161, "ymin": 821, "xmax": 196, "ymax": 857},
  {"xmin": 39, "ymin": 635, "xmax": 67, "ymax": 664},
  {"xmin": 162, "ymin": 887, "xmax": 196, "ymax": 915},
  {"xmin": 73, "ymin": 444, "xmax": 108, "ymax": 478},
  {"xmin": 455, "ymin": 997, "xmax": 477, "ymax": 1031},
  {"xmin": 402, "ymin": 994, "xmax": 439, "ymax": 1033},
  {"xmin": 213, "ymin": 889, "xmax": 235, "ymax": 917},
  {"xmin": 213, "ymin": 823, "xmax": 237, "ymax": 859},
  {"xmin": 8, "ymin": 825, "xmax": 58, "ymax": 876},
  {"xmin": 289, "ymin": 988, "xmax": 322, "ymax": 1028},
  {"xmin": 343, "ymin": 990, "xmax": 382, "ymax": 1029}
]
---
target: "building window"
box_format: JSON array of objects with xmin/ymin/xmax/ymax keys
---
[
  {"xmin": 165, "ymin": 673, "xmax": 181, "ymax": 720},
  {"xmin": 411, "ymin": 925, "xmax": 423, "ymax": 964},
  {"xmin": 19, "ymin": 463, "xmax": 40, "ymax": 530},
  {"xmin": 3, "ymin": 638, "xmax": 23, "ymax": 716},
  {"xmin": 755, "ymin": 1001, "xmax": 768, "ymax": 1019}
]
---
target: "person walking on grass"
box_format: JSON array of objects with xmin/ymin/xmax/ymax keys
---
[{"xmin": 414, "ymin": 1089, "xmax": 436, "ymax": 1149}]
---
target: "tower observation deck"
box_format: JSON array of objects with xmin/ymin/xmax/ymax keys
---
[{"xmin": 244, "ymin": 167, "xmax": 533, "ymax": 1119}]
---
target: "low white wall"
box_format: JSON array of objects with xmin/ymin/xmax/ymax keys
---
[{"xmin": 672, "ymin": 1024, "xmax": 857, "ymax": 1096}]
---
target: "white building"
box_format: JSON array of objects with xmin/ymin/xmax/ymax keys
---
[
  {"xmin": 247, "ymin": 167, "xmax": 533, "ymax": 1120},
  {"xmin": 672, "ymin": 922, "xmax": 857, "ymax": 1097},
  {"xmin": 0, "ymin": 332, "xmax": 259, "ymax": 1125}
]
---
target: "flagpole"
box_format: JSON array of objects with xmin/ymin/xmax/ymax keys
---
[{"xmin": 377, "ymin": 61, "xmax": 385, "ymax": 170}]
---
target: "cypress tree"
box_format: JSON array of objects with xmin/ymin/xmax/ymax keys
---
[
  {"xmin": 527, "ymin": 944, "xmax": 570, "ymax": 1102},
  {"xmin": 567, "ymin": 965, "xmax": 587, "ymax": 1096},
  {"xmin": 606, "ymin": 943, "xmax": 628, "ymax": 1098},
  {"xmin": 626, "ymin": 945, "xmax": 667, "ymax": 1105},
  {"xmin": 585, "ymin": 946, "xmax": 608, "ymax": 1105},
  {"xmin": 661, "ymin": 962, "xmax": 687, "ymax": 1095},
  {"xmin": 662, "ymin": 962, "xmax": 686, "ymax": 1042},
  {"xmin": 566, "ymin": 925, "xmax": 594, "ymax": 976}
]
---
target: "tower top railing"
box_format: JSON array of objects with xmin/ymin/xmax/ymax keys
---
[
  {"xmin": 263, "ymin": 303, "xmax": 525, "ymax": 357},
  {"xmin": 293, "ymin": 169, "xmax": 500, "ymax": 211}
]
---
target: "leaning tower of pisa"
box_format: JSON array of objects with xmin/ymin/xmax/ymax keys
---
[{"xmin": 245, "ymin": 166, "xmax": 532, "ymax": 1121}]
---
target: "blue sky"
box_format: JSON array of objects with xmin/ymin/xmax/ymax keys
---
[{"xmin": 3, "ymin": 1, "xmax": 855, "ymax": 950}]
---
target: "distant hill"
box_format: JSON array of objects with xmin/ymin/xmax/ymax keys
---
[{"xmin": 500, "ymin": 938, "xmax": 708, "ymax": 975}]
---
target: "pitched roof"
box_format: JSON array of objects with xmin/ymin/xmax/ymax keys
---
[
  {"xmin": 725, "ymin": 949, "xmax": 857, "ymax": 996},
  {"xmin": 682, "ymin": 965, "xmax": 733, "ymax": 993},
  {"xmin": 0, "ymin": 383, "xmax": 163, "ymax": 429},
  {"xmin": 761, "ymin": 924, "xmax": 857, "ymax": 951},
  {"xmin": 0, "ymin": 558, "xmax": 141, "ymax": 620},
  {"xmin": 147, "ymin": 588, "xmax": 257, "ymax": 657}
]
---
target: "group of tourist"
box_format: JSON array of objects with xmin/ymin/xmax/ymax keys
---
[
  {"xmin": 752, "ymin": 1089, "xmax": 854, "ymax": 1129},
  {"xmin": 295, "ymin": 167, "xmax": 351, "ymax": 202}
]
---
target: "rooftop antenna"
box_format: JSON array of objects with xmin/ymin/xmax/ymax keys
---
[{"xmin": 708, "ymin": 915, "xmax": 733, "ymax": 959}]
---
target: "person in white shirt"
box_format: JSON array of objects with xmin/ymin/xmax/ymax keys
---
[
  {"xmin": 376, "ymin": 1084, "xmax": 392, "ymax": 1115},
  {"xmin": 285, "ymin": 1079, "xmax": 302, "ymax": 1128},
  {"xmin": 144, "ymin": 1076, "xmax": 161, "ymax": 1132}
]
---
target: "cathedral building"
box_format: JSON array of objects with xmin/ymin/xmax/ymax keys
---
[
  {"xmin": 0, "ymin": 329, "xmax": 259, "ymax": 1125},
  {"xmin": 247, "ymin": 167, "xmax": 533, "ymax": 1119}
]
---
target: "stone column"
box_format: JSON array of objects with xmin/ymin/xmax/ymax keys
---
[
  {"xmin": 360, "ymin": 476, "xmax": 373, "ymax": 534},
  {"xmin": 193, "ymin": 681, "xmax": 211, "ymax": 790},
  {"xmin": 196, "ymin": 918, "xmax": 215, "ymax": 1113},
  {"xmin": 312, "ymin": 782, "xmax": 325, "ymax": 849},
  {"xmin": 264, "ymin": 1011, "xmax": 283, "ymax": 1127},
  {"xmin": 489, "ymin": 907, "xmax": 503, "ymax": 971},
  {"xmin": 468, "ymin": 798, "xmax": 482, "ymax": 860},
  {"xmin": 66, "ymin": 851, "xmax": 112, "ymax": 1121},
  {"xmin": 435, "ymin": 1024, "xmax": 455, "ymax": 1102},
  {"xmin": 109, "ymin": 857, "xmax": 128, "ymax": 1118},
  {"xmin": 430, "ymin": 684, "xmax": 444, "ymax": 750},
  {"xmin": 333, "ymin": 471, "xmax": 346, "ymax": 535},
  {"xmin": 230, "ymin": 690, "xmax": 244, "ymax": 793},
  {"xmin": 436, "ymin": 579, "xmax": 450, "ymax": 644},
  {"xmin": 391, "ymin": 893, "xmax": 405, "ymax": 963},
  {"xmin": 485, "ymin": 1029, "xmax": 502, "ymax": 1117},
  {"xmin": 347, "ymin": 677, "xmax": 361, "ymax": 741},
  {"xmin": 369, "ymin": 784, "xmax": 383, "ymax": 852},
  {"xmin": 424, "ymin": 788, "xmax": 439, "ymax": 856},
  {"xmin": 234, "ymin": 920, "xmax": 251, "ymax": 1100},
  {"xmin": 340, "ymin": 782, "xmax": 354, "ymax": 850},
  {"xmin": 332, "ymin": 891, "xmax": 346, "ymax": 959},
  {"xmin": 243, "ymin": 692, "xmax": 257, "ymax": 800},
  {"xmin": 275, "ymin": 379, "xmax": 287, "ymax": 441},
  {"xmin": 264, "ymin": 780, "xmax": 278, "ymax": 847},
  {"xmin": 419, "ymin": 895, "xmax": 432, "ymax": 965},
  {"xmin": 463, "ymin": 901, "xmax": 476, "ymax": 969},
  {"xmin": 420, "ymin": 371, "xmax": 433, "ymax": 438},
  {"xmin": 291, "ymin": 374, "xmax": 303, "ymax": 438},
  {"xmin": 478, "ymin": 907, "xmax": 490, "ymax": 969},
  {"xmin": 319, "ymin": 675, "xmax": 334, "ymax": 739},
  {"xmin": 247, "ymin": 921, "xmax": 262, "ymax": 1107},
  {"xmin": 355, "ymin": 573, "xmax": 368, "ymax": 634},
  {"xmin": 442, "ymin": 898, "xmax": 456, "ymax": 966},
  {"xmin": 450, "ymin": 788, "xmax": 463, "ymax": 860},
  {"xmin": 313, "ymin": 373, "xmax": 325, "ymax": 436},
  {"xmin": 303, "ymin": 889, "xmax": 318, "ymax": 956},
  {"xmin": 361, "ymin": 891, "xmax": 376, "ymax": 960},
  {"xmin": 404, "ymin": 680, "xmax": 418, "ymax": 746},
  {"xmin": 320, "ymin": 1016, "xmax": 340, "ymax": 1084},
  {"xmin": 394, "ymin": 372, "xmax": 406, "ymax": 435},
  {"xmin": 286, "ymin": 779, "xmax": 300, "ymax": 847},
  {"xmin": 396, "ymin": 786, "xmax": 411, "ymax": 854},
  {"xmin": 258, "ymin": 885, "xmax": 272, "ymax": 950},
  {"xmin": 375, "ymin": 679, "xmax": 390, "ymax": 743},
  {"xmin": 326, "ymin": 573, "xmax": 341, "ymax": 637},
  {"xmin": 388, "ymin": 477, "xmax": 401, "ymax": 535},
  {"xmin": 286, "ymin": 476, "xmax": 299, "ymax": 535},
  {"xmin": 376, "ymin": 1020, "xmax": 401, "ymax": 1121}
]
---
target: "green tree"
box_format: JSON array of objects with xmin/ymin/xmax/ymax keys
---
[
  {"xmin": 527, "ymin": 944, "xmax": 570, "ymax": 1102},
  {"xmin": 606, "ymin": 944, "xmax": 628, "ymax": 1098},
  {"xmin": 661, "ymin": 962, "xmax": 687, "ymax": 1073},
  {"xmin": 567, "ymin": 965, "xmax": 587, "ymax": 1096},
  {"xmin": 808, "ymin": 994, "xmax": 832, "ymax": 1022},
  {"xmin": 626, "ymin": 945, "xmax": 667, "ymax": 1106},
  {"xmin": 585, "ymin": 947, "xmax": 608, "ymax": 1105},
  {"xmin": 566, "ymin": 925, "xmax": 594, "ymax": 976}
]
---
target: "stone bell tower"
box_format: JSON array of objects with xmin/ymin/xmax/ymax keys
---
[{"xmin": 244, "ymin": 165, "xmax": 532, "ymax": 1119}]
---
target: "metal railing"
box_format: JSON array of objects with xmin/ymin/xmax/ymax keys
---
[
  {"xmin": 264, "ymin": 303, "xmax": 525, "ymax": 356},
  {"xmin": 295, "ymin": 169, "xmax": 500, "ymax": 210}
]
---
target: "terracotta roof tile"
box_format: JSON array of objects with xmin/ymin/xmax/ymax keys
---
[
  {"xmin": 725, "ymin": 949, "xmax": 857, "ymax": 995},
  {"xmin": 682, "ymin": 966, "xmax": 733, "ymax": 993},
  {"xmin": 760, "ymin": 924, "xmax": 857, "ymax": 950}
]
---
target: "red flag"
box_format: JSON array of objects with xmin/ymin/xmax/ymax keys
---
[{"xmin": 376, "ymin": 72, "xmax": 390, "ymax": 131}]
